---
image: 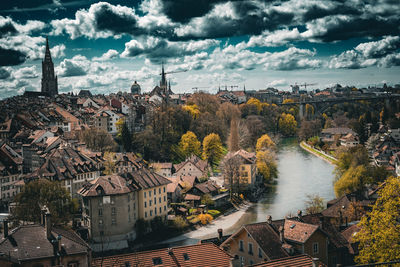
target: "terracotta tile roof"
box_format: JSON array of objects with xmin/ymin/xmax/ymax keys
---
[
  {"xmin": 341, "ymin": 224, "xmax": 360, "ymax": 244},
  {"xmin": 92, "ymin": 242, "xmax": 232, "ymax": 267},
  {"xmin": 194, "ymin": 180, "xmax": 220, "ymax": 195},
  {"xmin": 244, "ymin": 222, "xmax": 289, "ymax": 260},
  {"xmin": 174, "ymin": 155, "xmax": 208, "ymax": 174},
  {"xmin": 78, "ymin": 175, "xmax": 138, "ymax": 197},
  {"xmin": 151, "ymin": 162, "xmax": 173, "ymax": 169},
  {"xmin": 0, "ymin": 224, "xmax": 89, "ymax": 262},
  {"xmin": 250, "ymin": 254, "xmax": 326, "ymax": 267},
  {"xmin": 184, "ymin": 193, "xmax": 201, "ymax": 201},
  {"xmin": 283, "ymin": 219, "xmax": 319, "ymax": 244}
]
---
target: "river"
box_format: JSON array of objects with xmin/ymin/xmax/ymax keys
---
[{"xmin": 163, "ymin": 138, "xmax": 336, "ymax": 246}]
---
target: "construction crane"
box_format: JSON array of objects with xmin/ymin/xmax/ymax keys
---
[
  {"xmin": 159, "ymin": 69, "xmax": 188, "ymax": 75},
  {"xmin": 299, "ymin": 82, "xmax": 317, "ymax": 90}
]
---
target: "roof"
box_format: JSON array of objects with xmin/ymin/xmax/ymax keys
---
[
  {"xmin": 0, "ymin": 224, "xmax": 89, "ymax": 262},
  {"xmin": 244, "ymin": 222, "xmax": 289, "ymax": 260},
  {"xmin": 151, "ymin": 162, "xmax": 173, "ymax": 169},
  {"xmin": 226, "ymin": 149, "xmax": 256, "ymax": 164},
  {"xmin": 283, "ymin": 219, "xmax": 319, "ymax": 244},
  {"xmin": 174, "ymin": 155, "xmax": 208, "ymax": 174},
  {"xmin": 250, "ymin": 254, "xmax": 326, "ymax": 267},
  {"xmin": 92, "ymin": 242, "xmax": 232, "ymax": 267},
  {"xmin": 193, "ymin": 180, "xmax": 220, "ymax": 194},
  {"xmin": 78, "ymin": 175, "xmax": 138, "ymax": 197},
  {"xmin": 184, "ymin": 194, "xmax": 201, "ymax": 201},
  {"xmin": 120, "ymin": 168, "xmax": 171, "ymax": 190}
]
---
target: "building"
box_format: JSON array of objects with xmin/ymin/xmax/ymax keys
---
[
  {"xmin": 151, "ymin": 162, "xmax": 173, "ymax": 177},
  {"xmin": 41, "ymin": 37, "xmax": 58, "ymax": 97},
  {"xmin": 78, "ymin": 175, "xmax": 139, "ymax": 250},
  {"xmin": 0, "ymin": 211, "xmax": 91, "ymax": 266},
  {"xmin": 94, "ymin": 109, "xmax": 121, "ymax": 135},
  {"xmin": 173, "ymin": 155, "xmax": 208, "ymax": 178},
  {"xmin": 0, "ymin": 143, "xmax": 23, "ymax": 208},
  {"xmin": 321, "ymin": 128, "xmax": 357, "ymax": 144},
  {"xmin": 339, "ymin": 133, "xmax": 359, "ymax": 147},
  {"xmin": 92, "ymin": 243, "xmax": 233, "ymax": 267},
  {"xmin": 224, "ymin": 149, "xmax": 257, "ymax": 191},
  {"xmin": 221, "ymin": 221, "xmax": 289, "ymax": 266},
  {"xmin": 131, "ymin": 80, "xmax": 141, "ymax": 94},
  {"xmin": 121, "ymin": 169, "xmax": 171, "ymax": 221},
  {"xmin": 29, "ymin": 146, "xmax": 101, "ymax": 198},
  {"xmin": 250, "ymin": 254, "xmax": 326, "ymax": 267}
]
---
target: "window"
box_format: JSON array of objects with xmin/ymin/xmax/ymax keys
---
[
  {"xmin": 100, "ymin": 231, "xmax": 104, "ymax": 236},
  {"xmin": 154, "ymin": 188, "xmax": 156, "ymax": 195},
  {"xmin": 149, "ymin": 200, "xmax": 152, "ymax": 206},
  {"xmin": 159, "ymin": 197, "xmax": 161, "ymax": 203},
  {"xmin": 163, "ymin": 196, "xmax": 166, "ymax": 202},
  {"xmin": 240, "ymin": 256, "xmax": 244, "ymax": 267},
  {"xmin": 248, "ymin": 243, "xmax": 253, "ymax": 255},
  {"xmin": 164, "ymin": 206, "xmax": 166, "ymax": 211},
  {"xmin": 149, "ymin": 191, "xmax": 151, "ymax": 197},
  {"xmin": 98, "ymin": 208, "xmax": 103, "ymax": 216},
  {"xmin": 67, "ymin": 261, "xmax": 79, "ymax": 267},
  {"xmin": 111, "ymin": 217, "xmax": 116, "ymax": 225},
  {"xmin": 239, "ymin": 240, "xmax": 244, "ymax": 251},
  {"xmin": 155, "ymin": 207, "xmax": 157, "ymax": 215},
  {"xmin": 159, "ymin": 188, "xmax": 161, "ymax": 194},
  {"xmin": 258, "ymin": 248, "xmax": 263, "ymax": 258},
  {"xmin": 145, "ymin": 211, "xmax": 147, "ymax": 218},
  {"xmin": 150, "ymin": 210, "xmax": 153, "ymax": 216},
  {"xmin": 124, "ymin": 262, "xmax": 131, "ymax": 267},
  {"xmin": 313, "ymin": 242, "xmax": 319, "ymax": 254},
  {"xmin": 152, "ymin": 257, "xmax": 162, "ymax": 265},
  {"xmin": 144, "ymin": 201, "xmax": 147, "ymax": 208},
  {"xmin": 160, "ymin": 207, "xmax": 162, "ymax": 214},
  {"xmin": 154, "ymin": 197, "xmax": 156, "ymax": 204},
  {"xmin": 183, "ymin": 253, "xmax": 190, "ymax": 261},
  {"xmin": 111, "ymin": 207, "xmax": 116, "ymax": 215},
  {"xmin": 163, "ymin": 187, "xmax": 165, "ymax": 193},
  {"xmin": 250, "ymin": 260, "xmax": 254, "ymax": 265},
  {"xmin": 144, "ymin": 192, "xmax": 146, "ymax": 198}
]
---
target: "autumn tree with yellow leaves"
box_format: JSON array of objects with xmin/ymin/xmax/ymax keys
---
[
  {"xmin": 256, "ymin": 134, "xmax": 277, "ymax": 182},
  {"xmin": 353, "ymin": 177, "xmax": 400, "ymax": 264},
  {"xmin": 278, "ymin": 113, "xmax": 297, "ymax": 136},
  {"xmin": 202, "ymin": 133, "xmax": 224, "ymax": 167},
  {"xmin": 179, "ymin": 131, "xmax": 201, "ymax": 158}
]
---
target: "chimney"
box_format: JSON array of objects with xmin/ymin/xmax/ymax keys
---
[
  {"xmin": 267, "ymin": 215, "xmax": 272, "ymax": 224},
  {"xmin": 312, "ymin": 258, "xmax": 319, "ymax": 267},
  {"xmin": 218, "ymin": 228, "xmax": 223, "ymax": 240},
  {"xmin": 41, "ymin": 206, "xmax": 47, "ymax": 225},
  {"xmin": 45, "ymin": 212, "xmax": 52, "ymax": 239},
  {"xmin": 57, "ymin": 235, "xmax": 62, "ymax": 254},
  {"xmin": 279, "ymin": 226, "xmax": 284, "ymax": 243},
  {"xmin": 3, "ymin": 220, "xmax": 8, "ymax": 238},
  {"xmin": 297, "ymin": 210, "xmax": 302, "ymax": 220}
]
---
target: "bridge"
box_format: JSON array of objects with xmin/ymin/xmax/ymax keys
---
[{"xmin": 278, "ymin": 94, "xmax": 400, "ymax": 119}]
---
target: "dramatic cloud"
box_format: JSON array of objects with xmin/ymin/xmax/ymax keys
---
[
  {"xmin": 14, "ymin": 66, "xmax": 39, "ymax": 79},
  {"xmin": 264, "ymin": 47, "xmax": 321, "ymax": 70},
  {"xmin": 93, "ymin": 49, "xmax": 119, "ymax": 61},
  {"xmin": 0, "ymin": 48, "xmax": 26, "ymax": 66},
  {"xmin": 329, "ymin": 36, "xmax": 400, "ymax": 69},
  {"xmin": 121, "ymin": 37, "xmax": 220, "ymax": 62},
  {"xmin": 56, "ymin": 55, "xmax": 90, "ymax": 77},
  {"xmin": 0, "ymin": 67, "xmax": 12, "ymax": 79}
]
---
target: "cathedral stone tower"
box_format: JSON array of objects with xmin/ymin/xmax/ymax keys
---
[{"xmin": 41, "ymin": 37, "xmax": 58, "ymax": 97}]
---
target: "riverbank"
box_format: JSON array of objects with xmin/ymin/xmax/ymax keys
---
[
  {"xmin": 300, "ymin": 141, "xmax": 337, "ymax": 165},
  {"xmin": 159, "ymin": 201, "xmax": 253, "ymax": 245}
]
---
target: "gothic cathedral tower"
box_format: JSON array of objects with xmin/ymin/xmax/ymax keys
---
[{"xmin": 41, "ymin": 37, "xmax": 58, "ymax": 96}]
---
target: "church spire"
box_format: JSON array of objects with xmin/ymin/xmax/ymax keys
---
[{"xmin": 41, "ymin": 37, "xmax": 58, "ymax": 97}]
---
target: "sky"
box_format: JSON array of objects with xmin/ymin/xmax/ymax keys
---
[{"xmin": 0, "ymin": 0, "xmax": 399, "ymax": 99}]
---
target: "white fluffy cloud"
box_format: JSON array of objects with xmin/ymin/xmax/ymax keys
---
[{"xmin": 93, "ymin": 49, "xmax": 119, "ymax": 61}]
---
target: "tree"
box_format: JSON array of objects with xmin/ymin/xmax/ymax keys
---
[
  {"xmin": 334, "ymin": 165, "xmax": 367, "ymax": 197},
  {"xmin": 103, "ymin": 151, "xmax": 116, "ymax": 175},
  {"xmin": 305, "ymin": 194, "xmax": 325, "ymax": 214},
  {"xmin": 228, "ymin": 118, "xmax": 240, "ymax": 152},
  {"xmin": 179, "ymin": 131, "xmax": 201, "ymax": 158},
  {"xmin": 256, "ymin": 134, "xmax": 275, "ymax": 152},
  {"xmin": 246, "ymin": 98, "xmax": 262, "ymax": 113},
  {"xmin": 353, "ymin": 177, "xmax": 400, "ymax": 264},
  {"xmin": 201, "ymin": 194, "xmax": 215, "ymax": 206},
  {"xmin": 222, "ymin": 154, "xmax": 240, "ymax": 198},
  {"xmin": 198, "ymin": 213, "xmax": 213, "ymax": 225},
  {"xmin": 278, "ymin": 113, "xmax": 297, "ymax": 136},
  {"xmin": 202, "ymin": 133, "xmax": 224, "ymax": 167},
  {"xmin": 79, "ymin": 127, "xmax": 117, "ymax": 152},
  {"xmin": 256, "ymin": 149, "xmax": 278, "ymax": 182},
  {"xmin": 11, "ymin": 179, "xmax": 78, "ymax": 225},
  {"xmin": 182, "ymin": 104, "xmax": 200, "ymax": 119},
  {"xmin": 117, "ymin": 119, "xmax": 132, "ymax": 152},
  {"xmin": 298, "ymin": 119, "xmax": 322, "ymax": 141}
]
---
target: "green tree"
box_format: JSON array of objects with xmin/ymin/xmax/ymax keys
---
[
  {"xmin": 11, "ymin": 179, "xmax": 78, "ymax": 225},
  {"xmin": 179, "ymin": 131, "xmax": 201, "ymax": 158},
  {"xmin": 279, "ymin": 113, "xmax": 297, "ymax": 136},
  {"xmin": 305, "ymin": 194, "xmax": 325, "ymax": 214},
  {"xmin": 202, "ymin": 133, "xmax": 224, "ymax": 167},
  {"xmin": 353, "ymin": 177, "xmax": 400, "ymax": 264},
  {"xmin": 117, "ymin": 119, "xmax": 132, "ymax": 152},
  {"xmin": 256, "ymin": 133, "xmax": 275, "ymax": 152},
  {"xmin": 334, "ymin": 165, "xmax": 367, "ymax": 197}
]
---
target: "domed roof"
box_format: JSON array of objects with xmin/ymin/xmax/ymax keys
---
[{"xmin": 131, "ymin": 81, "xmax": 141, "ymax": 94}]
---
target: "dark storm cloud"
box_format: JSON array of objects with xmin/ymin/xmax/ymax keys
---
[
  {"xmin": 94, "ymin": 3, "xmax": 139, "ymax": 35},
  {"xmin": 0, "ymin": 22, "xmax": 17, "ymax": 37},
  {"xmin": 312, "ymin": 17, "xmax": 400, "ymax": 43},
  {"xmin": 302, "ymin": 4, "xmax": 361, "ymax": 22},
  {"xmin": 0, "ymin": 48, "xmax": 26, "ymax": 66},
  {"xmin": 160, "ymin": 0, "xmax": 224, "ymax": 23},
  {"xmin": 0, "ymin": 67, "xmax": 11, "ymax": 79}
]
